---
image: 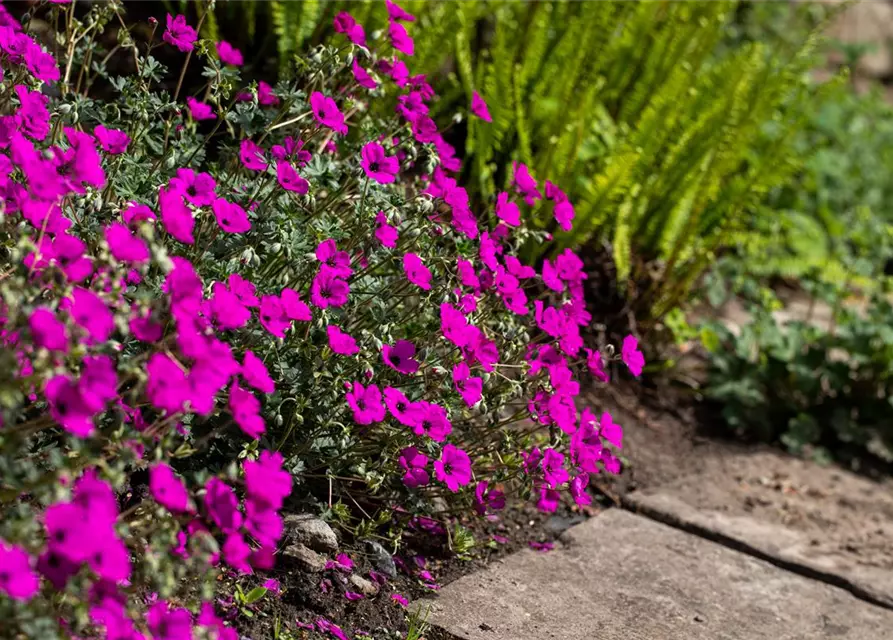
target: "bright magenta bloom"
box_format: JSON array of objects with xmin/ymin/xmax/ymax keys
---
[
  {"xmin": 383, "ymin": 387, "xmax": 415, "ymax": 426},
  {"xmin": 361, "ymin": 142, "xmax": 399, "ymax": 183},
  {"xmin": 409, "ymin": 401, "xmax": 452, "ymax": 442},
  {"xmin": 29, "ymin": 308, "xmax": 68, "ymax": 352},
  {"xmin": 204, "ymin": 477, "xmax": 243, "ymax": 533},
  {"xmin": 382, "ymin": 340, "xmax": 419, "ymax": 374},
  {"xmin": 93, "ymin": 125, "xmax": 130, "ymax": 154},
  {"xmin": 403, "ymin": 252, "xmax": 431, "ymax": 290},
  {"xmin": 105, "ymin": 222, "xmax": 149, "ymax": 263},
  {"xmin": 345, "ymin": 382, "xmax": 386, "ymax": 425},
  {"xmin": 452, "ymin": 362, "xmax": 482, "ymax": 407},
  {"xmin": 399, "ymin": 447, "xmax": 429, "ymax": 488},
  {"xmin": 310, "ymin": 91, "xmax": 348, "ymax": 135},
  {"xmin": 434, "ymin": 444, "xmax": 471, "ymax": 492},
  {"xmin": 621, "ymin": 334, "xmax": 645, "ymax": 377},
  {"xmin": 471, "ymin": 91, "xmax": 492, "ymax": 122},
  {"xmin": 242, "ymin": 350, "xmax": 275, "ymax": 394},
  {"xmin": 187, "ymin": 97, "xmax": 216, "ymax": 121},
  {"xmin": 212, "ymin": 197, "xmax": 251, "ymax": 233},
  {"xmin": 158, "ymin": 185, "xmax": 195, "ymax": 244},
  {"xmin": 217, "ymin": 40, "xmax": 243, "ymax": 66},
  {"xmin": 163, "ymin": 14, "xmax": 197, "ymax": 52},
  {"xmin": 258, "ymin": 81, "xmax": 280, "ymax": 106},
  {"xmin": 352, "ymin": 59, "xmax": 377, "ymax": 89},
  {"xmin": 328, "ymin": 325, "xmax": 359, "ymax": 356},
  {"xmin": 150, "ymin": 463, "xmax": 191, "ymax": 513},
  {"xmin": 276, "ymin": 160, "xmax": 310, "ymax": 194},
  {"xmin": 495, "ymin": 191, "xmax": 519, "ymax": 226},
  {"xmin": 310, "ymin": 268, "xmax": 350, "ymax": 309},
  {"xmin": 389, "ymin": 21, "xmax": 414, "ymax": 56},
  {"xmin": 0, "ymin": 541, "xmax": 39, "ymax": 601},
  {"xmin": 375, "ymin": 211, "xmax": 399, "ymax": 247},
  {"xmin": 542, "ymin": 448, "xmax": 569, "ymax": 488},
  {"xmin": 316, "ymin": 239, "xmax": 352, "ymax": 277},
  {"xmin": 333, "ymin": 12, "xmax": 366, "ymax": 47},
  {"xmin": 386, "ymin": 0, "xmax": 415, "ymax": 22},
  {"xmin": 599, "ymin": 411, "xmax": 623, "ymax": 449},
  {"xmin": 240, "ymin": 139, "xmax": 267, "ymax": 171}
]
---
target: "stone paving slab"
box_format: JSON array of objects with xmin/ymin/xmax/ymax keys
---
[
  {"xmin": 624, "ymin": 491, "xmax": 893, "ymax": 610},
  {"xmin": 421, "ymin": 510, "xmax": 893, "ymax": 640}
]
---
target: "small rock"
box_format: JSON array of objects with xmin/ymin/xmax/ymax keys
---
[
  {"xmin": 350, "ymin": 574, "xmax": 379, "ymax": 596},
  {"xmin": 365, "ymin": 540, "xmax": 397, "ymax": 578},
  {"xmin": 282, "ymin": 544, "xmax": 327, "ymax": 573},
  {"xmin": 431, "ymin": 497, "xmax": 449, "ymax": 513},
  {"xmin": 283, "ymin": 514, "xmax": 338, "ymax": 553}
]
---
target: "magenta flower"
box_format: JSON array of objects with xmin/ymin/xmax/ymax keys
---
[
  {"xmin": 0, "ymin": 542, "xmax": 39, "ymax": 601},
  {"xmin": 276, "ymin": 160, "xmax": 309, "ymax": 194},
  {"xmin": 242, "ymin": 350, "xmax": 275, "ymax": 394},
  {"xmin": 512, "ymin": 162, "xmax": 542, "ymax": 206},
  {"xmin": 158, "ymin": 186, "xmax": 195, "ymax": 244},
  {"xmin": 345, "ymin": 382, "xmax": 386, "ymax": 425},
  {"xmin": 105, "ymin": 222, "xmax": 150, "ymax": 263},
  {"xmin": 386, "ymin": 0, "xmax": 415, "ymax": 22},
  {"xmin": 148, "ymin": 601, "xmax": 193, "ymax": 640},
  {"xmin": 229, "ymin": 383, "xmax": 266, "ymax": 439},
  {"xmin": 391, "ymin": 593, "xmax": 409, "ymax": 607},
  {"xmin": 186, "ymin": 97, "xmax": 216, "ymax": 121},
  {"xmin": 327, "ymin": 325, "xmax": 359, "ymax": 356},
  {"xmin": 240, "ymin": 139, "xmax": 267, "ymax": 171},
  {"xmin": 29, "ymin": 308, "xmax": 68, "ymax": 352},
  {"xmin": 222, "ymin": 533, "xmax": 252, "ymax": 574},
  {"xmin": 15, "ymin": 85, "xmax": 50, "ymax": 140},
  {"xmin": 258, "ymin": 81, "xmax": 280, "ymax": 106},
  {"xmin": 381, "ymin": 340, "xmax": 419, "ymax": 375},
  {"xmin": 210, "ymin": 282, "xmax": 251, "ymax": 330},
  {"xmin": 204, "ymin": 477, "xmax": 243, "ymax": 533},
  {"xmin": 163, "ymin": 14, "xmax": 197, "ymax": 51},
  {"xmin": 281, "ymin": 288, "xmax": 312, "ymax": 321},
  {"xmin": 217, "ymin": 40, "xmax": 243, "ymax": 66},
  {"xmin": 361, "ymin": 142, "xmax": 399, "ymax": 183},
  {"xmin": 585, "ymin": 348, "xmax": 610, "ymax": 383},
  {"xmin": 24, "ymin": 42, "xmax": 59, "ymax": 83},
  {"xmin": 78, "ymin": 355, "xmax": 117, "ymax": 412},
  {"xmin": 71, "ymin": 288, "xmax": 114, "ymax": 344},
  {"xmin": 93, "ymin": 125, "xmax": 130, "ymax": 154},
  {"xmin": 375, "ymin": 212, "xmax": 399, "ymax": 247},
  {"xmin": 570, "ymin": 473, "xmax": 592, "ymax": 506},
  {"xmin": 389, "ymin": 21, "xmax": 414, "ymax": 56},
  {"xmin": 403, "ymin": 253, "xmax": 431, "ymax": 290},
  {"xmin": 383, "ymin": 387, "xmax": 415, "ymax": 426},
  {"xmin": 169, "ymin": 168, "xmax": 217, "ymax": 206},
  {"xmin": 259, "ymin": 295, "xmax": 291, "ymax": 338},
  {"xmin": 621, "ymin": 334, "xmax": 645, "ymax": 377},
  {"xmin": 150, "ymin": 463, "xmax": 191, "ymax": 513},
  {"xmin": 398, "ymin": 447, "xmax": 429, "ymax": 488},
  {"xmin": 352, "ymin": 59, "xmax": 377, "ymax": 89},
  {"xmin": 495, "ymin": 192, "xmax": 519, "ymax": 227},
  {"xmin": 310, "ymin": 268, "xmax": 350, "ymax": 309},
  {"xmin": 310, "ymin": 92, "xmax": 348, "ymax": 135},
  {"xmin": 229, "ymin": 273, "xmax": 260, "ymax": 307},
  {"xmin": 537, "ymin": 487, "xmax": 560, "ymax": 513},
  {"xmin": 471, "ymin": 91, "xmax": 492, "ymax": 122},
  {"xmin": 452, "ymin": 362, "xmax": 482, "ymax": 407},
  {"xmin": 147, "ymin": 353, "xmax": 188, "ymax": 414},
  {"xmin": 474, "ymin": 480, "xmax": 505, "ymax": 515},
  {"xmin": 212, "ymin": 197, "xmax": 251, "ymax": 233},
  {"xmin": 434, "ymin": 444, "xmax": 472, "ymax": 492},
  {"xmin": 316, "ymin": 239, "xmax": 352, "ymax": 277},
  {"xmin": 44, "ymin": 501, "xmax": 94, "ymax": 561},
  {"xmin": 333, "ymin": 12, "xmax": 366, "ymax": 47},
  {"xmin": 542, "ymin": 448, "xmax": 569, "ymax": 488},
  {"xmin": 409, "ymin": 401, "xmax": 452, "ymax": 442},
  {"xmin": 122, "ymin": 201, "xmax": 156, "ymax": 226},
  {"xmin": 599, "ymin": 411, "xmax": 623, "ymax": 449},
  {"xmin": 244, "ymin": 451, "xmax": 292, "ymax": 510}
]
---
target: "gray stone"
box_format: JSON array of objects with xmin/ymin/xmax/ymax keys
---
[
  {"xmin": 364, "ymin": 540, "xmax": 397, "ymax": 578},
  {"xmin": 624, "ymin": 491, "xmax": 893, "ymax": 610},
  {"xmin": 349, "ymin": 574, "xmax": 379, "ymax": 596},
  {"xmin": 281, "ymin": 543, "xmax": 327, "ymax": 573},
  {"xmin": 283, "ymin": 514, "xmax": 338, "ymax": 553},
  {"xmin": 422, "ymin": 510, "xmax": 893, "ymax": 640}
]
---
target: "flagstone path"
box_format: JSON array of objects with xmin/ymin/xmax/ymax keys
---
[{"xmin": 421, "ymin": 391, "xmax": 893, "ymax": 639}]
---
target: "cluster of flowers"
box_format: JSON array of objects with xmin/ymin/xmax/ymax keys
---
[{"xmin": 0, "ymin": 0, "xmax": 644, "ymax": 637}]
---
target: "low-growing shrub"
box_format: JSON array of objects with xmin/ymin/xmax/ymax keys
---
[{"xmin": 0, "ymin": 1, "xmax": 639, "ymax": 637}]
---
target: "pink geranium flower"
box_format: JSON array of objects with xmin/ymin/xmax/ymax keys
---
[
  {"xmin": 93, "ymin": 125, "xmax": 130, "ymax": 154},
  {"xmin": 0, "ymin": 542, "xmax": 39, "ymax": 601},
  {"xmin": 352, "ymin": 59, "xmax": 377, "ymax": 89},
  {"xmin": 242, "ymin": 351, "xmax": 275, "ymax": 394},
  {"xmin": 316, "ymin": 239, "xmax": 352, "ymax": 277},
  {"xmin": 471, "ymin": 91, "xmax": 492, "ymax": 122},
  {"xmin": 149, "ymin": 463, "xmax": 191, "ymax": 513},
  {"xmin": 217, "ymin": 40, "xmax": 243, "ymax": 66},
  {"xmin": 375, "ymin": 212, "xmax": 399, "ymax": 247},
  {"xmin": 381, "ymin": 340, "xmax": 419, "ymax": 375},
  {"xmin": 186, "ymin": 97, "xmax": 216, "ymax": 121},
  {"xmin": 105, "ymin": 222, "xmax": 149, "ymax": 263},
  {"xmin": 345, "ymin": 382, "xmax": 386, "ymax": 425},
  {"xmin": 383, "ymin": 387, "xmax": 415, "ymax": 426},
  {"xmin": 542, "ymin": 448, "xmax": 569, "ymax": 488},
  {"xmin": 621, "ymin": 334, "xmax": 645, "ymax": 377},
  {"xmin": 434, "ymin": 445, "xmax": 471, "ymax": 492},
  {"xmin": 211, "ymin": 197, "xmax": 251, "ymax": 233},
  {"xmin": 163, "ymin": 14, "xmax": 197, "ymax": 52},
  {"xmin": 403, "ymin": 253, "xmax": 431, "ymax": 290},
  {"xmin": 452, "ymin": 362, "xmax": 482, "ymax": 407},
  {"xmin": 29, "ymin": 308, "xmax": 68, "ymax": 352},
  {"xmin": 310, "ymin": 268, "xmax": 350, "ymax": 309},
  {"xmin": 310, "ymin": 92, "xmax": 348, "ymax": 135},
  {"xmin": 276, "ymin": 160, "xmax": 310, "ymax": 194},
  {"xmin": 399, "ymin": 447, "xmax": 429, "ymax": 488},
  {"xmin": 409, "ymin": 401, "xmax": 452, "ymax": 442},
  {"xmin": 258, "ymin": 81, "xmax": 280, "ymax": 106},
  {"xmin": 389, "ymin": 21, "xmax": 414, "ymax": 56},
  {"xmin": 599, "ymin": 411, "xmax": 623, "ymax": 449},
  {"xmin": 327, "ymin": 325, "xmax": 359, "ymax": 356},
  {"xmin": 361, "ymin": 142, "xmax": 399, "ymax": 183},
  {"xmin": 333, "ymin": 12, "xmax": 366, "ymax": 47},
  {"xmin": 240, "ymin": 139, "xmax": 267, "ymax": 171},
  {"xmin": 204, "ymin": 477, "xmax": 243, "ymax": 533},
  {"xmin": 386, "ymin": 0, "xmax": 415, "ymax": 22}
]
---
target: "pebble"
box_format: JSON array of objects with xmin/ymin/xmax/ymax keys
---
[
  {"xmin": 365, "ymin": 540, "xmax": 397, "ymax": 578},
  {"xmin": 283, "ymin": 514, "xmax": 338, "ymax": 553},
  {"xmin": 282, "ymin": 543, "xmax": 328, "ymax": 573}
]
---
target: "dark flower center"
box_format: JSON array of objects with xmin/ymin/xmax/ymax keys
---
[
  {"xmin": 396, "ymin": 402, "xmax": 406, "ymax": 412},
  {"xmin": 369, "ymin": 162, "xmax": 379, "ymax": 172}
]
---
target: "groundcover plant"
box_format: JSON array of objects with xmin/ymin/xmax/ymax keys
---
[{"xmin": 0, "ymin": 1, "xmax": 643, "ymax": 637}]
